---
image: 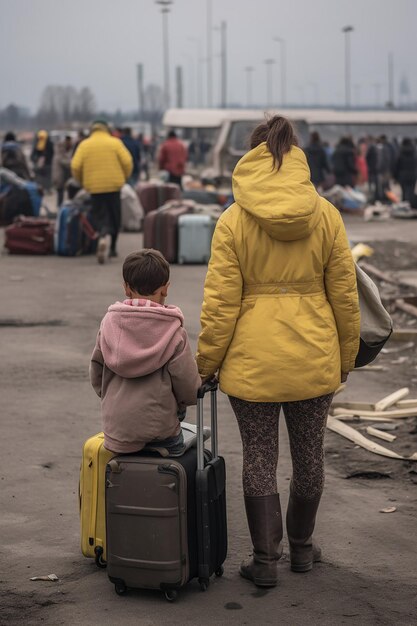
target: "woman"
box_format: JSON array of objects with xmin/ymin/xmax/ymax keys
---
[
  {"xmin": 196, "ymin": 116, "xmax": 360, "ymax": 588},
  {"xmin": 331, "ymin": 136, "xmax": 358, "ymax": 188}
]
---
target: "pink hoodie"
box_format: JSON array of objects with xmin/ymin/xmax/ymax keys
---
[{"xmin": 90, "ymin": 299, "xmax": 201, "ymax": 453}]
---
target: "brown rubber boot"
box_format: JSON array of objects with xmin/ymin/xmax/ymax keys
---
[
  {"xmin": 286, "ymin": 488, "xmax": 322, "ymax": 573},
  {"xmin": 239, "ymin": 494, "xmax": 283, "ymax": 587}
]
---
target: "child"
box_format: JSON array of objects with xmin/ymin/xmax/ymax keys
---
[{"xmin": 89, "ymin": 248, "xmax": 201, "ymax": 455}]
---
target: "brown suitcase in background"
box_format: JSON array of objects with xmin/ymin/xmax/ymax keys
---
[
  {"xmin": 136, "ymin": 182, "xmax": 181, "ymax": 215},
  {"xmin": 4, "ymin": 216, "xmax": 54, "ymax": 255},
  {"xmin": 143, "ymin": 200, "xmax": 194, "ymax": 263}
]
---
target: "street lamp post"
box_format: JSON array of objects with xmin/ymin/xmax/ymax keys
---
[
  {"xmin": 206, "ymin": 0, "xmax": 213, "ymax": 107},
  {"xmin": 188, "ymin": 37, "xmax": 203, "ymax": 107},
  {"xmin": 245, "ymin": 66, "xmax": 254, "ymax": 107},
  {"xmin": 156, "ymin": 0, "xmax": 173, "ymax": 110},
  {"xmin": 264, "ymin": 59, "xmax": 275, "ymax": 108},
  {"xmin": 342, "ymin": 25, "xmax": 354, "ymax": 109},
  {"xmin": 273, "ymin": 37, "xmax": 286, "ymax": 107}
]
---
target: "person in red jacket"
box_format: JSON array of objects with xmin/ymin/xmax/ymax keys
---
[{"xmin": 158, "ymin": 130, "xmax": 187, "ymax": 188}]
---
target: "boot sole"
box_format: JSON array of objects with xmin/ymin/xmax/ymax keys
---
[{"xmin": 239, "ymin": 569, "xmax": 277, "ymax": 587}]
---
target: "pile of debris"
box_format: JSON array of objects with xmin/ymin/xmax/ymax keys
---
[{"xmin": 328, "ymin": 387, "xmax": 417, "ymax": 461}]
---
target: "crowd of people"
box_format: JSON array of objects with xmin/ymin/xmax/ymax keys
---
[{"xmin": 304, "ymin": 131, "xmax": 417, "ymax": 204}]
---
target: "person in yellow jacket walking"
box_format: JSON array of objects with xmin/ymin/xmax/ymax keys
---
[
  {"xmin": 71, "ymin": 120, "xmax": 133, "ymax": 263},
  {"xmin": 196, "ymin": 116, "xmax": 360, "ymax": 588}
]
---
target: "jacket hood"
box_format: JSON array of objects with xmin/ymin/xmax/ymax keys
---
[
  {"xmin": 100, "ymin": 299, "xmax": 184, "ymax": 378},
  {"xmin": 232, "ymin": 143, "xmax": 322, "ymax": 241}
]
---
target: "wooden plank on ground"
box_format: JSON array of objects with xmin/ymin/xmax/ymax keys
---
[
  {"xmin": 374, "ymin": 388, "xmax": 409, "ymax": 412},
  {"xmin": 391, "ymin": 329, "xmax": 417, "ymax": 342},
  {"xmin": 396, "ymin": 299, "xmax": 417, "ymax": 318},
  {"xmin": 365, "ymin": 426, "xmax": 397, "ymax": 442},
  {"xmin": 360, "ymin": 262, "xmax": 397, "ymax": 285},
  {"xmin": 327, "ymin": 417, "xmax": 417, "ymax": 461},
  {"xmin": 332, "ymin": 407, "xmax": 417, "ymax": 419},
  {"xmin": 396, "ymin": 399, "xmax": 417, "ymax": 408},
  {"xmin": 335, "ymin": 414, "xmax": 396, "ymax": 423},
  {"xmin": 331, "ymin": 401, "xmax": 376, "ymax": 412}
]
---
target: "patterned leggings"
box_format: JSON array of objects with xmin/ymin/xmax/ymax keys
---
[{"xmin": 229, "ymin": 393, "xmax": 334, "ymax": 500}]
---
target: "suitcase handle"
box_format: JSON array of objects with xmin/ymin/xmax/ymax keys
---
[{"xmin": 197, "ymin": 379, "xmax": 218, "ymax": 471}]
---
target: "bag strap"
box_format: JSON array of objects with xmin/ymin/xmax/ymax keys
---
[{"xmin": 79, "ymin": 213, "xmax": 98, "ymax": 240}]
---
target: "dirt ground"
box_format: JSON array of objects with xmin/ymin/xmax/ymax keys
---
[{"xmin": 1, "ymin": 215, "xmax": 417, "ymax": 626}]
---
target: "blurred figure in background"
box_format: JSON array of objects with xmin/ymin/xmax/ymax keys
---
[
  {"xmin": 1, "ymin": 131, "xmax": 31, "ymax": 179},
  {"xmin": 356, "ymin": 138, "xmax": 369, "ymax": 188},
  {"xmin": 31, "ymin": 130, "xmax": 54, "ymax": 191},
  {"xmin": 366, "ymin": 136, "xmax": 378, "ymax": 201},
  {"xmin": 304, "ymin": 132, "xmax": 330, "ymax": 189},
  {"xmin": 331, "ymin": 137, "xmax": 358, "ymax": 188},
  {"xmin": 72, "ymin": 130, "xmax": 87, "ymax": 156},
  {"xmin": 375, "ymin": 135, "xmax": 394, "ymax": 201},
  {"xmin": 394, "ymin": 138, "xmax": 417, "ymax": 203},
  {"xmin": 52, "ymin": 135, "xmax": 73, "ymax": 206},
  {"xmin": 121, "ymin": 127, "xmax": 141, "ymax": 186},
  {"xmin": 158, "ymin": 130, "xmax": 187, "ymax": 188},
  {"xmin": 71, "ymin": 119, "xmax": 132, "ymax": 263}
]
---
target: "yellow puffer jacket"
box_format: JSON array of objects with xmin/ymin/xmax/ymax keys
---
[
  {"xmin": 71, "ymin": 128, "xmax": 133, "ymax": 194},
  {"xmin": 196, "ymin": 143, "xmax": 360, "ymax": 402}
]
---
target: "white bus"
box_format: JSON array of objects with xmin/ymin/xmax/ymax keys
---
[{"xmin": 162, "ymin": 108, "xmax": 417, "ymax": 182}]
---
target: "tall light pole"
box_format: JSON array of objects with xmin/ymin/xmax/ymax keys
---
[
  {"xmin": 388, "ymin": 52, "xmax": 394, "ymax": 108},
  {"xmin": 273, "ymin": 37, "xmax": 286, "ymax": 107},
  {"xmin": 342, "ymin": 25, "xmax": 354, "ymax": 109},
  {"xmin": 206, "ymin": 0, "xmax": 213, "ymax": 107},
  {"xmin": 245, "ymin": 66, "xmax": 254, "ymax": 107},
  {"xmin": 156, "ymin": 0, "xmax": 173, "ymax": 110},
  {"xmin": 214, "ymin": 21, "xmax": 228, "ymax": 108},
  {"xmin": 264, "ymin": 59, "xmax": 275, "ymax": 108}
]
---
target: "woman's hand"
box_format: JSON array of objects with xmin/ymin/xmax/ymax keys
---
[{"xmin": 341, "ymin": 372, "xmax": 349, "ymax": 383}]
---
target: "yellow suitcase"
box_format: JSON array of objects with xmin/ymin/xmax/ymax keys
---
[{"xmin": 79, "ymin": 432, "xmax": 114, "ymax": 567}]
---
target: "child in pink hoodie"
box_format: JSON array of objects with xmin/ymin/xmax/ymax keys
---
[{"xmin": 89, "ymin": 248, "xmax": 201, "ymax": 455}]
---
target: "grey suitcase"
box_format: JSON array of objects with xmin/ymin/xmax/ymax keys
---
[
  {"xmin": 178, "ymin": 213, "xmax": 216, "ymax": 264},
  {"xmin": 105, "ymin": 382, "xmax": 227, "ymax": 602}
]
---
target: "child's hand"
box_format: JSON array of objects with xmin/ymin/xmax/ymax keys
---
[{"xmin": 177, "ymin": 405, "xmax": 187, "ymax": 421}]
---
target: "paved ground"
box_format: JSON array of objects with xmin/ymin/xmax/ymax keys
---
[{"xmin": 1, "ymin": 217, "xmax": 417, "ymax": 625}]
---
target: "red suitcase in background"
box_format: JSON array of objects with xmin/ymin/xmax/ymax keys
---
[
  {"xmin": 136, "ymin": 182, "xmax": 181, "ymax": 215},
  {"xmin": 4, "ymin": 216, "xmax": 54, "ymax": 255},
  {"xmin": 143, "ymin": 200, "xmax": 194, "ymax": 263}
]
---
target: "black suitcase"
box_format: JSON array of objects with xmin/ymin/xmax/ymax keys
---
[{"xmin": 105, "ymin": 381, "xmax": 227, "ymax": 601}]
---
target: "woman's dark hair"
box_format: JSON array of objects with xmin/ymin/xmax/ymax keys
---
[
  {"xmin": 250, "ymin": 116, "xmax": 298, "ymax": 170},
  {"xmin": 123, "ymin": 249, "xmax": 170, "ymax": 296}
]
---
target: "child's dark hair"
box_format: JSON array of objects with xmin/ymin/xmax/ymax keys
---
[
  {"xmin": 123, "ymin": 249, "xmax": 170, "ymax": 296},
  {"xmin": 250, "ymin": 115, "xmax": 298, "ymax": 170}
]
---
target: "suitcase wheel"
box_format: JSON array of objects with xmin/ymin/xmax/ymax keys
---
[
  {"xmin": 114, "ymin": 582, "xmax": 127, "ymax": 596},
  {"xmin": 199, "ymin": 578, "xmax": 209, "ymax": 592},
  {"xmin": 94, "ymin": 546, "xmax": 106, "ymax": 569},
  {"xmin": 164, "ymin": 590, "xmax": 178, "ymax": 603},
  {"xmin": 215, "ymin": 565, "xmax": 224, "ymax": 578}
]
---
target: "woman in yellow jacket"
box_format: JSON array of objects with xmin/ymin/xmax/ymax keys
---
[{"xmin": 197, "ymin": 117, "xmax": 360, "ymax": 587}]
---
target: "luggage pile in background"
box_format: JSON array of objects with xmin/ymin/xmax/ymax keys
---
[
  {"xmin": 135, "ymin": 181, "xmax": 181, "ymax": 215},
  {"xmin": 144, "ymin": 199, "xmax": 223, "ymax": 264}
]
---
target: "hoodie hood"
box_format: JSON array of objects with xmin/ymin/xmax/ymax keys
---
[
  {"xmin": 232, "ymin": 143, "xmax": 322, "ymax": 241},
  {"xmin": 100, "ymin": 299, "xmax": 184, "ymax": 378}
]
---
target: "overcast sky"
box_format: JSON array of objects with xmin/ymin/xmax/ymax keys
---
[{"xmin": 0, "ymin": 0, "xmax": 416, "ymax": 112}]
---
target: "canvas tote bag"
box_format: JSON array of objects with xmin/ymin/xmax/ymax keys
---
[{"xmin": 354, "ymin": 263, "xmax": 393, "ymax": 367}]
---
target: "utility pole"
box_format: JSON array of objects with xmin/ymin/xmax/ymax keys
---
[
  {"xmin": 206, "ymin": 0, "xmax": 213, "ymax": 107},
  {"xmin": 388, "ymin": 52, "xmax": 394, "ymax": 108},
  {"xmin": 137, "ymin": 63, "xmax": 144, "ymax": 118},
  {"xmin": 156, "ymin": 0, "xmax": 173, "ymax": 110},
  {"xmin": 342, "ymin": 25, "xmax": 354, "ymax": 109},
  {"xmin": 245, "ymin": 66, "xmax": 254, "ymax": 107},
  {"xmin": 220, "ymin": 21, "xmax": 227, "ymax": 108},
  {"xmin": 176, "ymin": 66, "xmax": 183, "ymax": 108}
]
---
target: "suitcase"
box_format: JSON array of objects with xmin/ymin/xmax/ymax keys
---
[
  {"xmin": 79, "ymin": 432, "xmax": 115, "ymax": 567},
  {"xmin": 55, "ymin": 201, "xmax": 98, "ymax": 256},
  {"xmin": 178, "ymin": 213, "xmax": 215, "ymax": 264},
  {"xmin": 106, "ymin": 381, "xmax": 227, "ymax": 601},
  {"xmin": 136, "ymin": 182, "xmax": 181, "ymax": 215},
  {"xmin": 4, "ymin": 216, "xmax": 54, "ymax": 255},
  {"xmin": 143, "ymin": 200, "xmax": 194, "ymax": 263}
]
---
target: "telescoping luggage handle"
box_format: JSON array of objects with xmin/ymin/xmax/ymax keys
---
[{"xmin": 196, "ymin": 379, "xmax": 218, "ymax": 471}]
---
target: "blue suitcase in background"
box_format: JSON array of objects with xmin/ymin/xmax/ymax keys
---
[
  {"xmin": 177, "ymin": 213, "xmax": 216, "ymax": 264},
  {"xmin": 55, "ymin": 202, "xmax": 97, "ymax": 256}
]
